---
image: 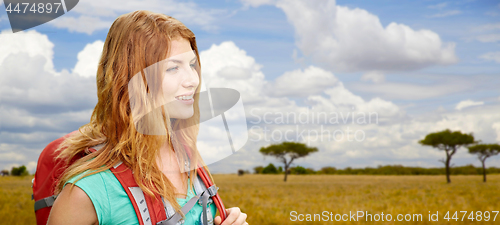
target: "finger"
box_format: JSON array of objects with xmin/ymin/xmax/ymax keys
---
[
  {"xmin": 234, "ymin": 212, "xmax": 247, "ymax": 225},
  {"xmin": 222, "ymin": 207, "xmax": 241, "ymax": 225},
  {"xmin": 214, "ymin": 216, "xmax": 221, "ymax": 225}
]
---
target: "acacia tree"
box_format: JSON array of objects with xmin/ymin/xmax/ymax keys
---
[
  {"xmin": 259, "ymin": 142, "xmax": 318, "ymax": 182},
  {"xmin": 468, "ymin": 144, "xmax": 500, "ymax": 182},
  {"xmin": 419, "ymin": 129, "xmax": 475, "ymax": 183}
]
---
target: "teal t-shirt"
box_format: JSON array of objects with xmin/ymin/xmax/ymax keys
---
[{"xmin": 66, "ymin": 169, "xmax": 217, "ymax": 225}]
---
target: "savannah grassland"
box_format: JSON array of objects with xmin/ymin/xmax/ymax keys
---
[{"xmin": 1, "ymin": 175, "xmax": 499, "ymax": 225}]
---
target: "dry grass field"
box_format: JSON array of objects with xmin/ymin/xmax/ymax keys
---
[
  {"xmin": 1, "ymin": 174, "xmax": 499, "ymax": 224},
  {"xmin": 217, "ymin": 174, "xmax": 500, "ymax": 225},
  {"xmin": 0, "ymin": 176, "xmax": 34, "ymax": 225}
]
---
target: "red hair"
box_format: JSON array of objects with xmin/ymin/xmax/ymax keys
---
[{"xmin": 55, "ymin": 10, "xmax": 211, "ymax": 216}]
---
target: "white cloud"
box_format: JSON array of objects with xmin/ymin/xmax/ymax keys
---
[
  {"xmin": 321, "ymin": 84, "xmax": 400, "ymax": 117},
  {"xmin": 176, "ymin": 40, "xmax": 500, "ymax": 171},
  {"xmin": 49, "ymin": 15, "xmax": 112, "ymax": 35},
  {"xmin": 0, "ymin": 152, "xmax": 26, "ymax": 162},
  {"xmin": 428, "ymin": 2, "xmax": 448, "ymax": 9},
  {"xmin": 0, "ymin": 29, "xmax": 55, "ymax": 73},
  {"xmin": 241, "ymin": 102, "xmax": 500, "ymax": 171},
  {"xmin": 0, "ymin": 30, "xmax": 98, "ymax": 171},
  {"xmin": 0, "ymin": 30, "xmax": 97, "ymax": 113},
  {"xmin": 0, "ymin": 53, "xmax": 97, "ymax": 111},
  {"xmin": 427, "ymin": 10, "xmax": 462, "ymax": 18},
  {"xmin": 474, "ymin": 34, "xmax": 500, "ymax": 43},
  {"xmin": 479, "ymin": 52, "xmax": 500, "ymax": 63},
  {"xmin": 321, "ymin": 104, "xmax": 500, "ymax": 168},
  {"xmin": 361, "ymin": 71, "xmax": 385, "ymax": 83},
  {"xmin": 73, "ymin": 40, "xmax": 104, "ymax": 77},
  {"xmin": 350, "ymin": 80, "xmax": 471, "ymax": 100},
  {"xmin": 2, "ymin": 28, "xmax": 496, "ymax": 173},
  {"xmin": 199, "ymin": 42, "xmax": 401, "ymax": 137},
  {"xmin": 268, "ymin": 66, "xmax": 339, "ymax": 97},
  {"xmin": 493, "ymin": 122, "xmax": 500, "ymax": 142},
  {"xmin": 200, "ymin": 41, "xmax": 269, "ymax": 104},
  {"xmin": 455, "ymin": 100, "xmax": 484, "ymax": 111},
  {"xmin": 241, "ymin": 0, "xmax": 276, "ymax": 8},
  {"xmin": 0, "ymin": 131, "xmax": 74, "ymax": 144},
  {"xmin": 244, "ymin": 0, "xmax": 458, "ymax": 72},
  {"xmin": 47, "ymin": 0, "xmax": 222, "ymax": 34},
  {"xmin": 197, "ymin": 41, "xmax": 405, "ymax": 170},
  {"xmin": 26, "ymin": 161, "xmax": 37, "ymax": 174},
  {"xmin": 475, "ymin": 23, "xmax": 500, "ymax": 32}
]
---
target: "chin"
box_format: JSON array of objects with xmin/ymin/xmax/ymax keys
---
[{"xmin": 174, "ymin": 111, "xmax": 194, "ymax": 120}]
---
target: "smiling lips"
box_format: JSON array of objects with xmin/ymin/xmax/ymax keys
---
[
  {"xmin": 176, "ymin": 95, "xmax": 193, "ymax": 100},
  {"xmin": 175, "ymin": 92, "xmax": 194, "ymax": 101}
]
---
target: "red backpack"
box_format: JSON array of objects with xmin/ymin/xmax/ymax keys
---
[{"xmin": 32, "ymin": 130, "xmax": 227, "ymax": 225}]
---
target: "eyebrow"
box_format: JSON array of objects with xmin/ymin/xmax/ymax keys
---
[{"xmin": 167, "ymin": 56, "xmax": 197, "ymax": 64}]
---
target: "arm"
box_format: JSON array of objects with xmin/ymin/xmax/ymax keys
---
[{"xmin": 47, "ymin": 184, "xmax": 98, "ymax": 225}]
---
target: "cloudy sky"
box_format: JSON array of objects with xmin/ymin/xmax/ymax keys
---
[{"xmin": 0, "ymin": 0, "xmax": 499, "ymax": 174}]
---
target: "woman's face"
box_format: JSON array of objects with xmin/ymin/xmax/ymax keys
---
[{"xmin": 162, "ymin": 38, "xmax": 199, "ymax": 119}]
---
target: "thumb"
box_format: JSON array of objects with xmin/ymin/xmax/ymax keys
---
[{"xmin": 214, "ymin": 216, "xmax": 221, "ymax": 225}]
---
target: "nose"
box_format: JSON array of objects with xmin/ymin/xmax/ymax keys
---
[{"xmin": 182, "ymin": 65, "xmax": 199, "ymax": 89}]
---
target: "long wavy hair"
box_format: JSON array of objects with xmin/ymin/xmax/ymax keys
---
[{"xmin": 54, "ymin": 10, "xmax": 212, "ymax": 216}]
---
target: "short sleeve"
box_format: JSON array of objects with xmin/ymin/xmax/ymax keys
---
[{"xmin": 66, "ymin": 171, "xmax": 111, "ymax": 225}]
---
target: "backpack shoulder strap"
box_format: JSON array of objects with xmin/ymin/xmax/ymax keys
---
[
  {"xmin": 181, "ymin": 142, "xmax": 227, "ymax": 222},
  {"xmin": 109, "ymin": 161, "xmax": 167, "ymax": 225},
  {"xmin": 90, "ymin": 143, "xmax": 221, "ymax": 225},
  {"xmin": 157, "ymin": 157, "xmax": 216, "ymax": 225}
]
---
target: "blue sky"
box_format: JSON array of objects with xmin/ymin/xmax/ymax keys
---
[{"xmin": 0, "ymin": 0, "xmax": 499, "ymax": 173}]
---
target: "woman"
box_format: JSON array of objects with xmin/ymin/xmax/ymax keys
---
[{"xmin": 47, "ymin": 10, "xmax": 247, "ymax": 225}]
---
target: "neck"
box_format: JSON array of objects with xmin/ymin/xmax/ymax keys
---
[{"xmin": 157, "ymin": 140, "xmax": 177, "ymax": 173}]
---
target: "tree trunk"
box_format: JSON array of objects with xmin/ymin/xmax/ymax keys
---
[
  {"xmin": 284, "ymin": 164, "xmax": 288, "ymax": 182},
  {"xmin": 482, "ymin": 160, "xmax": 487, "ymax": 183},
  {"xmin": 445, "ymin": 154, "xmax": 451, "ymax": 183},
  {"xmin": 283, "ymin": 159, "xmax": 294, "ymax": 182}
]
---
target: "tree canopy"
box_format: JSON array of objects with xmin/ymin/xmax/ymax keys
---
[
  {"xmin": 468, "ymin": 144, "xmax": 500, "ymax": 157},
  {"xmin": 11, "ymin": 165, "xmax": 29, "ymax": 176},
  {"xmin": 419, "ymin": 129, "xmax": 476, "ymax": 183},
  {"xmin": 418, "ymin": 129, "xmax": 475, "ymax": 150},
  {"xmin": 468, "ymin": 144, "xmax": 500, "ymax": 182},
  {"xmin": 259, "ymin": 142, "xmax": 318, "ymax": 181}
]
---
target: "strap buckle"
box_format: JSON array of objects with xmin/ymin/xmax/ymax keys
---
[
  {"xmin": 34, "ymin": 195, "xmax": 56, "ymax": 211},
  {"xmin": 206, "ymin": 185, "xmax": 218, "ymax": 197}
]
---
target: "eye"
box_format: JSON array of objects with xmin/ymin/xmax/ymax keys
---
[
  {"xmin": 190, "ymin": 60, "xmax": 198, "ymax": 69},
  {"xmin": 166, "ymin": 66, "xmax": 178, "ymax": 72}
]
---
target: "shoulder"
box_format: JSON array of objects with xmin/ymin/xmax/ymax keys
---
[
  {"xmin": 66, "ymin": 169, "xmax": 140, "ymax": 224},
  {"xmin": 49, "ymin": 170, "xmax": 113, "ymax": 225},
  {"xmin": 47, "ymin": 182, "xmax": 98, "ymax": 225}
]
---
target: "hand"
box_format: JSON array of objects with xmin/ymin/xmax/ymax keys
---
[{"xmin": 214, "ymin": 207, "xmax": 248, "ymax": 225}]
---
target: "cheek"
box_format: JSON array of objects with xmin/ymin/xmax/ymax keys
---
[{"xmin": 161, "ymin": 78, "xmax": 178, "ymax": 100}]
